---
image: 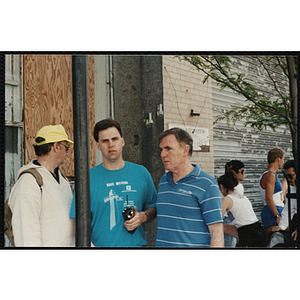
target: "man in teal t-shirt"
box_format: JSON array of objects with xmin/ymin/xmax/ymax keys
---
[{"xmin": 70, "ymin": 119, "xmax": 157, "ymax": 247}]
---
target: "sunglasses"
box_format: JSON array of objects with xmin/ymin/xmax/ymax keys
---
[
  {"xmin": 286, "ymin": 173, "xmax": 295, "ymax": 179},
  {"xmin": 58, "ymin": 142, "xmax": 70, "ymax": 151},
  {"xmin": 240, "ymin": 169, "xmax": 244, "ymax": 174}
]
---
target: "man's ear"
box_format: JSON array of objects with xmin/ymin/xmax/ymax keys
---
[
  {"xmin": 53, "ymin": 142, "xmax": 60, "ymax": 153},
  {"xmin": 183, "ymin": 144, "xmax": 190, "ymax": 157},
  {"xmin": 96, "ymin": 142, "xmax": 101, "ymax": 152}
]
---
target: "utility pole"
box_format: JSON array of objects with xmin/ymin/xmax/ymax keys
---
[{"xmin": 72, "ymin": 55, "xmax": 91, "ymax": 247}]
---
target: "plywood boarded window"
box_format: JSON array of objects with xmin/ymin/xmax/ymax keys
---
[{"xmin": 23, "ymin": 55, "xmax": 95, "ymax": 177}]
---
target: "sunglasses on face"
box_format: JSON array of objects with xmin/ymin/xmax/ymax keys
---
[
  {"xmin": 240, "ymin": 169, "xmax": 244, "ymax": 174},
  {"xmin": 58, "ymin": 142, "xmax": 70, "ymax": 151},
  {"xmin": 286, "ymin": 173, "xmax": 295, "ymax": 179}
]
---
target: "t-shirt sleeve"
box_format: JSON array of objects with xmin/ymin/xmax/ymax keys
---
[
  {"xmin": 143, "ymin": 169, "xmax": 157, "ymax": 209},
  {"xmin": 200, "ymin": 181, "xmax": 223, "ymax": 226}
]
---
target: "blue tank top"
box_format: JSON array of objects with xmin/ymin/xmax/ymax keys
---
[{"xmin": 259, "ymin": 170, "xmax": 284, "ymax": 207}]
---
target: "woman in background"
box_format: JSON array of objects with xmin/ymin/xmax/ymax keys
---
[{"xmin": 218, "ymin": 170, "xmax": 266, "ymax": 247}]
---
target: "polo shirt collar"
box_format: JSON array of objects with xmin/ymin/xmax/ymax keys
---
[{"xmin": 166, "ymin": 163, "xmax": 201, "ymax": 184}]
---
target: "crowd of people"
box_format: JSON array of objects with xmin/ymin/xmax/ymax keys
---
[
  {"xmin": 6, "ymin": 119, "xmax": 297, "ymax": 248},
  {"xmin": 220, "ymin": 150, "xmax": 297, "ymax": 247}
]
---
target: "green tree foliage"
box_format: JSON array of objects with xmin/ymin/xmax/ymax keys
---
[{"xmin": 179, "ymin": 55, "xmax": 297, "ymax": 160}]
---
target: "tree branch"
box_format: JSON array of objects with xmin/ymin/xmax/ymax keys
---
[
  {"xmin": 253, "ymin": 55, "xmax": 289, "ymax": 115},
  {"xmin": 198, "ymin": 56, "xmax": 288, "ymax": 120},
  {"xmin": 276, "ymin": 56, "xmax": 289, "ymax": 78}
]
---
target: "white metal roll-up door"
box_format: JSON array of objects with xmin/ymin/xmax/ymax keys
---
[{"xmin": 212, "ymin": 55, "xmax": 293, "ymax": 220}]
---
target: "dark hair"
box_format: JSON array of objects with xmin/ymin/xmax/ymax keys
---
[
  {"xmin": 34, "ymin": 137, "xmax": 54, "ymax": 156},
  {"xmin": 225, "ymin": 160, "xmax": 244, "ymax": 174},
  {"xmin": 268, "ymin": 147, "xmax": 285, "ymax": 164},
  {"xmin": 283, "ymin": 160, "xmax": 295, "ymax": 170},
  {"xmin": 93, "ymin": 118, "xmax": 123, "ymax": 142},
  {"xmin": 158, "ymin": 127, "xmax": 193, "ymax": 156},
  {"xmin": 217, "ymin": 170, "xmax": 239, "ymax": 191}
]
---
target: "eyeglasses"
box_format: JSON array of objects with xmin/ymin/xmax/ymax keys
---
[
  {"xmin": 240, "ymin": 169, "xmax": 244, "ymax": 174},
  {"xmin": 286, "ymin": 173, "xmax": 296, "ymax": 179},
  {"xmin": 58, "ymin": 142, "xmax": 70, "ymax": 151}
]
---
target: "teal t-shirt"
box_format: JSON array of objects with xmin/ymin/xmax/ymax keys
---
[{"xmin": 70, "ymin": 162, "xmax": 157, "ymax": 247}]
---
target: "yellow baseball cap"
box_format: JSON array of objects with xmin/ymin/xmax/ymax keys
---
[{"xmin": 35, "ymin": 125, "xmax": 74, "ymax": 146}]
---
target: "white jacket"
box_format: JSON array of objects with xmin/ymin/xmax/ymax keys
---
[{"xmin": 8, "ymin": 161, "xmax": 75, "ymax": 247}]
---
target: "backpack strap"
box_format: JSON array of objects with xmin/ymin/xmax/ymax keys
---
[
  {"xmin": 17, "ymin": 168, "xmax": 43, "ymax": 189},
  {"xmin": 5, "ymin": 168, "xmax": 43, "ymax": 246}
]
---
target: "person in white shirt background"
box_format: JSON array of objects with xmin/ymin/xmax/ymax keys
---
[
  {"xmin": 222, "ymin": 160, "xmax": 245, "ymax": 247},
  {"xmin": 218, "ymin": 170, "xmax": 266, "ymax": 247}
]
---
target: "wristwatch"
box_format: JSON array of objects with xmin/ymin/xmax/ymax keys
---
[
  {"xmin": 274, "ymin": 214, "xmax": 280, "ymax": 219},
  {"xmin": 144, "ymin": 212, "xmax": 148, "ymax": 222}
]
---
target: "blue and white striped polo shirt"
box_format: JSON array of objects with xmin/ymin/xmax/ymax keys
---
[{"xmin": 155, "ymin": 164, "xmax": 223, "ymax": 247}]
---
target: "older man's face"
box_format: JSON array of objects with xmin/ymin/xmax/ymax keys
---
[{"xmin": 159, "ymin": 134, "xmax": 188, "ymax": 173}]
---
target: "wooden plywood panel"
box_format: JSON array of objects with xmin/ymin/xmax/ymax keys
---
[
  {"xmin": 87, "ymin": 55, "xmax": 95, "ymax": 170},
  {"xmin": 23, "ymin": 55, "xmax": 95, "ymax": 177}
]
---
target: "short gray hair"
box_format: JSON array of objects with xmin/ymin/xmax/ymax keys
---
[{"xmin": 158, "ymin": 127, "xmax": 193, "ymax": 156}]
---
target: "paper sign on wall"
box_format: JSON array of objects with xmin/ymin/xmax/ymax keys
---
[{"xmin": 168, "ymin": 123, "xmax": 210, "ymax": 152}]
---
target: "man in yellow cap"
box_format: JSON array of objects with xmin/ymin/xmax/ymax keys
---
[{"xmin": 7, "ymin": 125, "xmax": 75, "ymax": 247}]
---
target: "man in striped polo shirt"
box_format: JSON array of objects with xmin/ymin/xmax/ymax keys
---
[{"xmin": 155, "ymin": 128, "xmax": 224, "ymax": 248}]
